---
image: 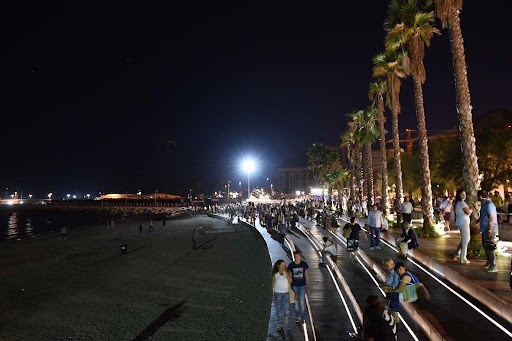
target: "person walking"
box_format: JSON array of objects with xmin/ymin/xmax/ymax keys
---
[
  {"xmin": 439, "ymin": 196, "xmax": 453, "ymax": 231},
  {"xmin": 278, "ymin": 221, "xmax": 287, "ymax": 245},
  {"xmin": 453, "ymin": 189, "xmax": 472, "ymax": 264},
  {"xmin": 400, "ymin": 196, "xmax": 413, "ymax": 224},
  {"xmin": 343, "ymin": 216, "xmax": 363, "ymax": 261},
  {"xmin": 272, "ymin": 259, "xmax": 292, "ymax": 331},
  {"xmin": 477, "ymin": 190, "xmax": 499, "ymax": 273},
  {"xmin": 148, "ymin": 220, "xmax": 154, "ymax": 232},
  {"xmin": 287, "ymin": 251, "xmax": 310, "ymax": 324},
  {"xmin": 138, "ymin": 221, "xmax": 143, "ymax": 234},
  {"xmin": 367, "ymin": 203, "xmax": 384, "ymax": 250},
  {"xmin": 191, "ymin": 228, "xmax": 199, "ymax": 250}
]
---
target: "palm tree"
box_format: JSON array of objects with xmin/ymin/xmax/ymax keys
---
[
  {"xmin": 345, "ymin": 115, "xmax": 364, "ymax": 204},
  {"xmin": 325, "ymin": 167, "xmax": 350, "ymax": 204},
  {"xmin": 373, "ymin": 49, "xmax": 408, "ymax": 208},
  {"xmin": 369, "ymin": 79, "xmax": 390, "ymax": 213},
  {"xmin": 307, "ymin": 143, "xmax": 342, "ymax": 203},
  {"xmin": 434, "ymin": 0, "xmax": 480, "ymax": 215},
  {"xmin": 348, "ymin": 109, "xmax": 380, "ymax": 205},
  {"xmin": 385, "ymin": 0, "xmax": 440, "ymax": 228},
  {"xmin": 341, "ymin": 130, "xmax": 357, "ymax": 201}
]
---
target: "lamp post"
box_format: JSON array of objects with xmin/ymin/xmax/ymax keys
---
[{"xmin": 242, "ymin": 159, "xmax": 255, "ymax": 199}]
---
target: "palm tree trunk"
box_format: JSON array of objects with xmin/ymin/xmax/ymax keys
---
[
  {"xmin": 349, "ymin": 149, "xmax": 356, "ymax": 200},
  {"xmin": 378, "ymin": 99, "xmax": 389, "ymax": 214},
  {"xmin": 412, "ymin": 77, "xmax": 434, "ymax": 228},
  {"xmin": 366, "ymin": 143, "xmax": 375, "ymax": 204},
  {"xmin": 363, "ymin": 147, "xmax": 369, "ymax": 198},
  {"xmin": 355, "ymin": 145, "xmax": 363, "ymax": 204},
  {"xmin": 391, "ymin": 108, "xmax": 404, "ymax": 205},
  {"xmin": 447, "ymin": 5, "xmax": 480, "ymax": 226}
]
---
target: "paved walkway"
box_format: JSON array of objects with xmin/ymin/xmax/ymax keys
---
[
  {"xmin": 223, "ymin": 214, "xmax": 367, "ymax": 340},
  {"xmin": 220, "ymin": 215, "xmax": 307, "ymax": 340},
  {"xmin": 338, "ymin": 214, "xmax": 512, "ymax": 303},
  {"xmin": 219, "ymin": 211, "xmax": 512, "ymax": 339},
  {"xmin": 334, "ymin": 214, "xmax": 512, "ymax": 338}
]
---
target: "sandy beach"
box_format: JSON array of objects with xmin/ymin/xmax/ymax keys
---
[{"xmin": 0, "ymin": 214, "xmax": 271, "ymax": 340}]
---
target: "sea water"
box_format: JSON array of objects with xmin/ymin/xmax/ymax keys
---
[{"xmin": 0, "ymin": 207, "xmax": 104, "ymax": 243}]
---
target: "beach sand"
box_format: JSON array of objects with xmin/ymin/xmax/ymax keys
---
[{"xmin": 0, "ymin": 214, "xmax": 271, "ymax": 340}]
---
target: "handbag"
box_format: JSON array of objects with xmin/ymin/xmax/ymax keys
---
[
  {"xmin": 402, "ymin": 284, "xmax": 418, "ymax": 302},
  {"xmin": 342, "ymin": 228, "xmax": 351, "ymax": 239}
]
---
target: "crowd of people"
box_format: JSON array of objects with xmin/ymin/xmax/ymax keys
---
[{"xmin": 221, "ymin": 189, "xmax": 508, "ymax": 338}]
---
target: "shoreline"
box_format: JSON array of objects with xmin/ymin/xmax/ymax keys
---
[{"xmin": 0, "ymin": 203, "xmax": 187, "ymax": 218}]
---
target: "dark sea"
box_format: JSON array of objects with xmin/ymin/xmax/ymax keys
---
[{"xmin": 0, "ymin": 207, "xmax": 105, "ymax": 243}]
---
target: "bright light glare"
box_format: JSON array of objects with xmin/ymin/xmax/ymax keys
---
[{"xmin": 242, "ymin": 159, "xmax": 255, "ymax": 174}]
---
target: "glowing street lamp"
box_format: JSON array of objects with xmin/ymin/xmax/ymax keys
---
[
  {"xmin": 67, "ymin": 194, "xmax": 71, "ymax": 200},
  {"xmin": 86, "ymin": 193, "xmax": 91, "ymax": 199},
  {"xmin": 29, "ymin": 194, "xmax": 33, "ymax": 199},
  {"xmin": 48, "ymin": 193, "xmax": 53, "ymax": 200},
  {"xmin": 242, "ymin": 159, "xmax": 256, "ymax": 199}
]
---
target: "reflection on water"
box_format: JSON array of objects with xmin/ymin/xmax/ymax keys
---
[
  {"xmin": 0, "ymin": 209, "xmax": 104, "ymax": 242},
  {"xmin": 7, "ymin": 212, "xmax": 19, "ymax": 240},
  {"xmin": 4, "ymin": 212, "xmax": 36, "ymax": 241},
  {"xmin": 25, "ymin": 220, "xmax": 33, "ymax": 236}
]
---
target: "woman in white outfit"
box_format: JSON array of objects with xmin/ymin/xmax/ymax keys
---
[
  {"xmin": 272, "ymin": 259, "xmax": 292, "ymax": 331},
  {"xmin": 454, "ymin": 189, "xmax": 472, "ymax": 264}
]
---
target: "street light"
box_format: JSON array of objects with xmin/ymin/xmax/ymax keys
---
[{"xmin": 242, "ymin": 159, "xmax": 256, "ymax": 199}]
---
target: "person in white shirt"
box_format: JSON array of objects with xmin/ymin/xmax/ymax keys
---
[
  {"xmin": 367, "ymin": 203, "xmax": 384, "ymax": 250},
  {"xmin": 272, "ymin": 259, "xmax": 292, "ymax": 331},
  {"xmin": 321, "ymin": 236, "xmax": 337, "ymax": 264},
  {"xmin": 439, "ymin": 196, "xmax": 453, "ymax": 231},
  {"xmin": 400, "ymin": 196, "xmax": 413, "ymax": 224},
  {"xmin": 453, "ymin": 189, "xmax": 472, "ymax": 264}
]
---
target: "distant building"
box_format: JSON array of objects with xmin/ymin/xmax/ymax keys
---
[
  {"xmin": 277, "ymin": 167, "xmax": 317, "ymax": 194},
  {"xmin": 100, "ymin": 193, "xmax": 182, "ymax": 201}
]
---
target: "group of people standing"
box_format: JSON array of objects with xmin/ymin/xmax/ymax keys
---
[{"xmin": 438, "ymin": 189, "xmax": 500, "ymax": 272}]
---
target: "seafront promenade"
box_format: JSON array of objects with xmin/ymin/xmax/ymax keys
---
[{"xmin": 231, "ymin": 206, "xmax": 512, "ymax": 340}]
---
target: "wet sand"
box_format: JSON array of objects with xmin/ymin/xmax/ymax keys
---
[{"xmin": 0, "ymin": 214, "xmax": 271, "ymax": 340}]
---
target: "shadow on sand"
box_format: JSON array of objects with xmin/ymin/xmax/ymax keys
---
[{"xmin": 133, "ymin": 300, "xmax": 187, "ymax": 340}]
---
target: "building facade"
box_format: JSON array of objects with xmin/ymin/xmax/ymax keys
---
[{"xmin": 277, "ymin": 167, "xmax": 317, "ymax": 194}]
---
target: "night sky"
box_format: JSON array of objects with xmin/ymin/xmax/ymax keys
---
[{"xmin": 1, "ymin": 1, "xmax": 510, "ymax": 198}]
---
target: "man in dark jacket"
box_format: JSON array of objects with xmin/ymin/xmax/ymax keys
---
[{"xmin": 396, "ymin": 221, "xmax": 419, "ymax": 258}]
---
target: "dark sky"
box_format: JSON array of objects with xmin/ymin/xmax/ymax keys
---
[{"xmin": 1, "ymin": 1, "xmax": 510, "ymax": 198}]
